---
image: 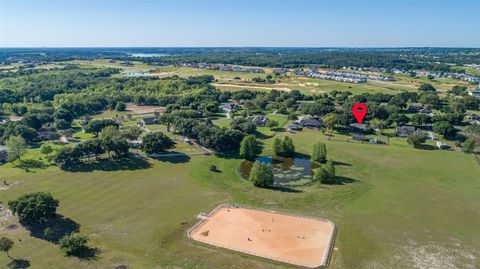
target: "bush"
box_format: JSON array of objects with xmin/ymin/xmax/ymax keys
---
[
  {"xmin": 209, "ymin": 165, "xmax": 218, "ymax": 172},
  {"xmin": 407, "ymin": 135, "xmax": 426, "ymax": 148},
  {"xmin": 433, "ymin": 121, "xmax": 458, "ymax": 138},
  {"xmin": 59, "ymin": 233, "xmax": 89, "ymax": 256}
]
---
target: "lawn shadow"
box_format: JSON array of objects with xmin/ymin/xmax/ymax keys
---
[
  {"xmin": 149, "ymin": 151, "xmax": 191, "ymax": 163},
  {"xmin": 67, "ymin": 246, "xmax": 101, "ymax": 260},
  {"xmin": 293, "ymin": 152, "xmax": 310, "ymax": 159},
  {"xmin": 215, "ymin": 151, "xmax": 242, "ymax": 160},
  {"xmin": 27, "ymin": 214, "xmax": 80, "ymax": 243},
  {"xmin": 62, "ymin": 156, "xmax": 152, "ymax": 172},
  {"xmin": 266, "ymin": 185, "xmax": 303, "ymax": 193},
  {"xmin": 324, "ymin": 176, "xmax": 359, "ymax": 185},
  {"xmin": 415, "ymin": 144, "xmax": 437, "ymax": 150},
  {"xmin": 255, "ymin": 131, "xmax": 272, "ymax": 139},
  {"xmin": 7, "ymin": 259, "xmax": 30, "ymax": 269},
  {"xmin": 333, "ymin": 161, "xmax": 351, "ymax": 166}
]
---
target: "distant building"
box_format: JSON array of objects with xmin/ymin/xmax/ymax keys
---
[
  {"xmin": 352, "ymin": 134, "xmax": 365, "ymax": 141},
  {"xmin": 287, "ymin": 122, "xmax": 302, "ymax": 131},
  {"xmin": 407, "ymin": 103, "xmax": 423, "ymax": 113},
  {"xmin": 139, "ymin": 116, "xmax": 157, "ymax": 126},
  {"xmin": 299, "ymin": 118, "xmax": 324, "ymax": 129},
  {"xmin": 222, "ymin": 103, "xmax": 241, "ymax": 112},
  {"xmin": 349, "ymin": 123, "xmax": 372, "ymax": 133},
  {"xmin": 468, "ymin": 87, "xmax": 480, "ymax": 97},
  {"xmin": 436, "ymin": 141, "xmax": 449, "ymax": 150},
  {"xmin": 396, "ymin": 126, "xmax": 418, "ymax": 137},
  {"xmin": 249, "ymin": 116, "xmax": 269, "ymax": 126}
]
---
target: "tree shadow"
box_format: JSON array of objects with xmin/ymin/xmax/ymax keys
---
[
  {"xmin": 293, "ymin": 152, "xmax": 310, "ymax": 159},
  {"xmin": 266, "ymin": 185, "xmax": 303, "ymax": 193},
  {"xmin": 333, "ymin": 161, "xmax": 351, "ymax": 166},
  {"xmin": 7, "ymin": 259, "xmax": 30, "ymax": 269},
  {"xmin": 149, "ymin": 152, "xmax": 191, "ymax": 163},
  {"xmin": 255, "ymin": 131, "xmax": 272, "ymax": 139},
  {"xmin": 415, "ymin": 144, "xmax": 437, "ymax": 150},
  {"xmin": 67, "ymin": 246, "xmax": 101, "ymax": 260},
  {"xmin": 27, "ymin": 214, "xmax": 80, "ymax": 243},
  {"xmin": 323, "ymin": 176, "xmax": 359, "ymax": 185},
  {"xmin": 214, "ymin": 151, "xmax": 241, "ymax": 160},
  {"xmin": 62, "ymin": 157, "xmax": 152, "ymax": 172}
]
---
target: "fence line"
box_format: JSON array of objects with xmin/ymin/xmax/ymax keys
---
[{"xmin": 187, "ymin": 204, "xmax": 337, "ymax": 268}]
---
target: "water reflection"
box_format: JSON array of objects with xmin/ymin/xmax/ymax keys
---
[{"xmin": 239, "ymin": 156, "xmax": 318, "ymax": 186}]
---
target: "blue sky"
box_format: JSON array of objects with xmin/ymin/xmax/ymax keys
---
[{"xmin": 0, "ymin": 0, "xmax": 479, "ymax": 47}]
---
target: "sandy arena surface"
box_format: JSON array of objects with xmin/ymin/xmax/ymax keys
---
[{"xmin": 190, "ymin": 206, "xmax": 335, "ymax": 268}]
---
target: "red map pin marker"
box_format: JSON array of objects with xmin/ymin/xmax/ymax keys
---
[{"xmin": 352, "ymin": 103, "xmax": 367, "ymax": 124}]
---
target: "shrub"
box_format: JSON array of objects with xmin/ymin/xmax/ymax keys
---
[{"xmin": 59, "ymin": 233, "xmax": 89, "ymax": 256}]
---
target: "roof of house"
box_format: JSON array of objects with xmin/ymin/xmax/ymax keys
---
[
  {"xmin": 349, "ymin": 123, "xmax": 371, "ymax": 131},
  {"xmin": 300, "ymin": 118, "xmax": 323, "ymax": 128},
  {"xmin": 142, "ymin": 117, "xmax": 157, "ymax": 123}
]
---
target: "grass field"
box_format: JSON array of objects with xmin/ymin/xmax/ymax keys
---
[{"xmin": 1, "ymin": 128, "xmax": 479, "ymax": 269}]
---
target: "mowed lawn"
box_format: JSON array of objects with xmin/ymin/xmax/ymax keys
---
[{"xmin": 1, "ymin": 130, "xmax": 479, "ymax": 269}]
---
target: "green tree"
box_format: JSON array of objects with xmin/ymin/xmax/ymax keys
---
[
  {"xmin": 407, "ymin": 135, "xmax": 426, "ymax": 148},
  {"xmin": 462, "ymin": 137, "xmax": 477, "ymax": 153},
  {"xmin": 40, "ymin": 143, "xmax": 53, "ymax": 157},
  {"xmin": 121, "ymin": 125, "xmax": 143, "ymax": 140},
  {"xmin": 282, "ymin": 136, "xmax": 295, "ymax": 157},
  {"xmin": 239, "ymin": 135, "xmax": 261, "ymax": 161},
  {"xmin": 115, "ymin": 102, "xmax": 126, "ymax": 111},
  {"xmin": 313, "ymin": 167, "xmax": 330, "ymax": 183},
  {"xmin": 411, "ymin": 114, "xmax": 431, "ymax": 126},
  {"xmin": 249, "ymin": 161, "xmax": 274, "ymax": 187},
  {"xmin": 267, "ymin": 120, "xmax": 279, "ymax": 130},
  {"xmin": 418, "ymin": 83, "xmax": 436, "ymax": 92},
  {"xmin": 0, "ymin": 237, "xmax": 14, "ymax": 259},
  {"xmin": 158, "ymin": 113, "xmax": 176, "ymax": 132},
  {"xmin": 272, "ymin": 137, "xmax": 283, "ymax": 156},
  {"xmin": 433, "ymin": 121, "xmax": 458, "ymax": 138},
  {"xmin": 141, "ymin": 132, "xmax": 174, "ymax": 154},
  {"xmin": 325, "ymin": 160, "xmax": 336, "ymax": 180},
  {"xmin": 59, "ymin": 233, "xmax": 89, "ymax": 256},
  {"xmin": 8, "ymin": 192, "xmax": 59, "ymax": 225},
  {"xmin": 312, "ymin": 142, "xmax": 327, "ymax": 163},
  {"xmin": 6, "ymin": 136, "xmax": 27, "ymax": 162},
  {"xmin": 322, "ymin": 113, "xmax": 337, "ymax": 133}
]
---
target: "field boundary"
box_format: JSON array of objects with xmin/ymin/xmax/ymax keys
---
[{"xmin": 187, "ymin": 203, "xmax": 337, "ymax": 268}]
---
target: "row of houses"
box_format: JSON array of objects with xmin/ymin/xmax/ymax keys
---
[
  {"xmin": 179, "ymin": 63, "xmax": 265, "ymax": 73},
  {"xmin": 292, "ymin": 69, "xmax": 395, "ymax": 83},
  {"xmin": 415, "ymin": 71, "xmax": 480, "ymax": 83}
]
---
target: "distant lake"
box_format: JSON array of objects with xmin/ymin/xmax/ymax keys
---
[{"xmin": 130, "ymin": 53, "xmax": 168, "ymax": 58}]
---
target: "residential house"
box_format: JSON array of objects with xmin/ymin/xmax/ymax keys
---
[
  {"xmin": 222, "ymin": 103, "xmax": 241, "ymax": 112},
  {"xmin": 349, "ymin": 123, "xmax": 372, "ymax": 133},
  {"xmin": 138, "ymin": 116, "xmax": 157, "ymax": 126},
  {"xmin": 436, "ymin": 141, "xmax": 449, "ymax": 150},
  {"xmin": 299, "ymin": 118, "xmax": 324, "ymax": 129},
  {"xmin": 468, "ymin": 86, "xmax": 480, "ymax": 97},
  {"xmin": 249, "ymin": 116, "xmax": 269, "ymax": 126},
  {"xmin": 287, "ymin": 122, "xmax": 302, "ymax": 131},
  {"xmin": 396, "ymin": 125, "xmax": 417, "ymax": 137},
  {"xmin": 407, "ymin": 103, "xmax": 423, "ymax": 113}
]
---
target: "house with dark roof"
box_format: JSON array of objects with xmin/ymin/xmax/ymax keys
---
[
  {"xmin": 349, "ymin": 123, "xmax": 372, "ymax": 133},
  {"xmin": 139, "ymin": 116, "xmax": 157, "ymax": 126},
  {"xmin": 300, "ymin": 118, "xmax": 323, "ymax": 129},
  {"xmin": 248, "ymin": 116, "xmax": 269, "ymax": 126},
  {"xmin": 396, "ymin": 125, "xmax": 418, "ymax": 137},
  {"xmin": 407, "ymin": 103, "xmax": 423, "ymax": 113},
  {"xmin": 287, "ymin": 122, "xmax": 302, "ymax": 131},
  {"xmin": 222, "ymin": 103, "xmax": 241, "ymax": 112}
]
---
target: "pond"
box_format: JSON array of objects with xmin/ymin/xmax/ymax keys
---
[{"xmin": 239, "ymin": 156, "xmax": 318, "ymax": 186}]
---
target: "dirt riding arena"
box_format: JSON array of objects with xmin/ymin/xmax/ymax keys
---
[{"xmin": 188, "ymin": 205, "xmax": 336, "ymax": 268}]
